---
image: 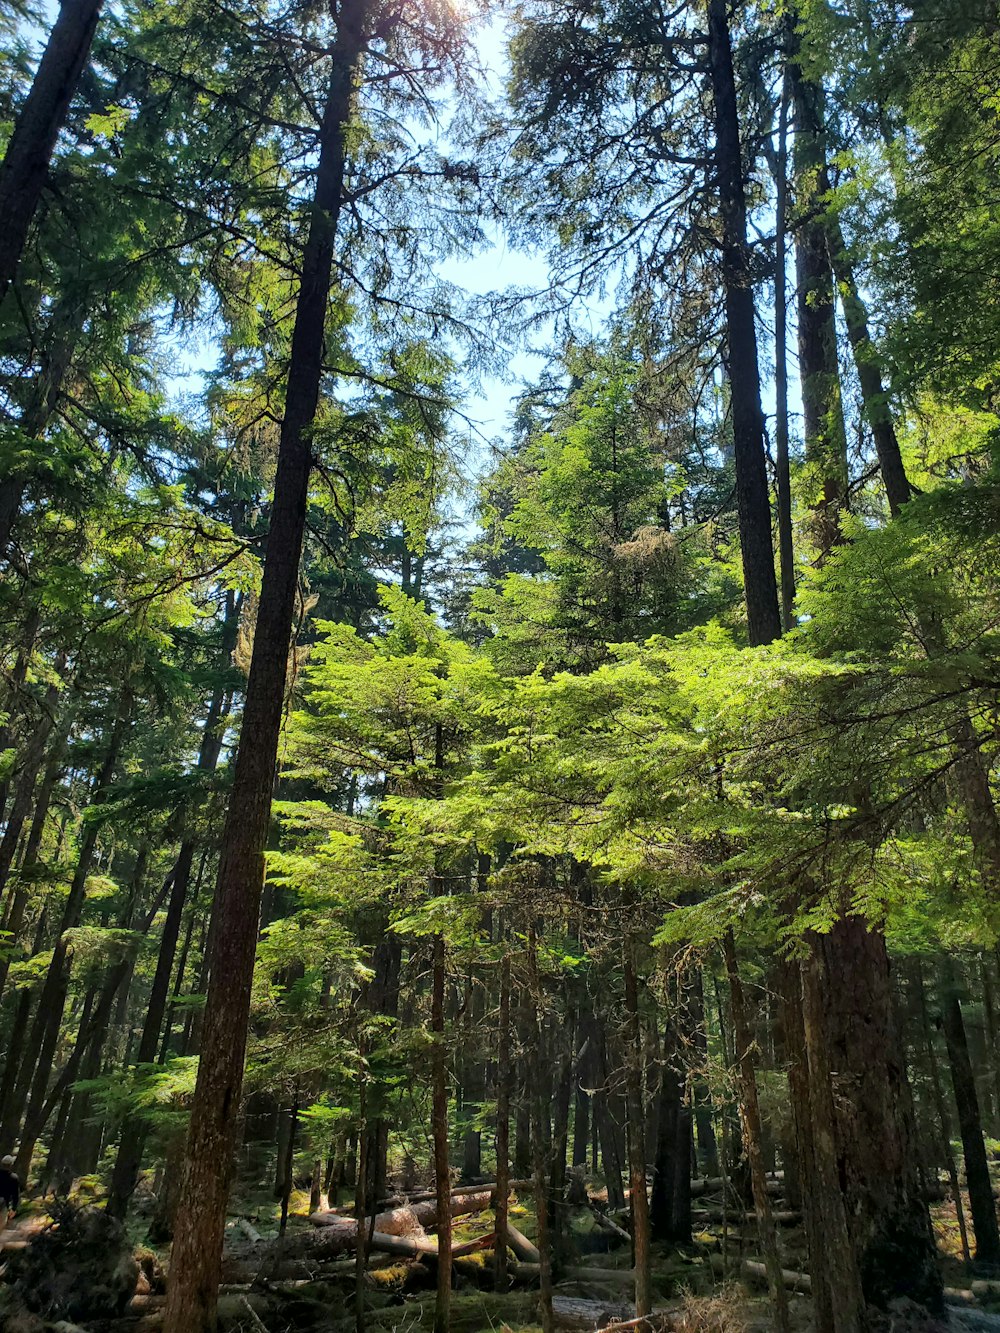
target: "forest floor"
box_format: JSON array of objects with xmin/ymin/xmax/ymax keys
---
[{"xmin": 2, "ymin": 1174, "xmax": 1000, "ymax": 1331}]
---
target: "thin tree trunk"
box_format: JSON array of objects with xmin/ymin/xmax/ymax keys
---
[
  {"xmin": 495, "ymin": 951, "xmax": 511, "ymax": 1285},
  {"xmin": 279, "ymin": 1089, "xmax": 299, "ymax": 1237},
  {"xmin": 940, "ymin": 960, "xmax": 1000, "ymax": 1267},
  {"xmin": 789, "ymin": 48, "xmax": 848, "ymax": 554},
  {"xmin": 722, "ymin": 932, "xmax": 790, "ymax": 1333},
  {"xmin": 0, "ymin": 675, "xmax": 62, "ymax": 905},
  {"xmin": 162, "ymin": 7, "xmax": 372, "ymax": 1324},
  {"xmin": 0, "ymin": 906, "xmax": 48, "ymax": 1144},
  {"xmin": 690, "ymin": 968, "xmax": 719, "ymax": 1178},
  {"xmin": 773, "ymin": 64, "xmax": 795, "ymax": 630},
  {"xmin": 826, "ymin": 216, "xmax": 912, "ymax": 515},
  {"xmin": 13, "ymin": 706, "xmax": 127, "ymax": 1176},
  {"xmin": 705, "ymin": 0, "xmax": 781, "ymax": 647},
  {"xmin": 432, "ymin": 934, "xmax": 451, "ymax": 1333},
  {"xmin": 623, "ymin": 949, "xmax": 651, "ymax": 1319},
  {"xmin": 0, "ymin": 0, "xmax": 105, "ymax": 303},
  {"xmin": 913, "ymin": 958, "xmax": 971, "ymax": 1265}
]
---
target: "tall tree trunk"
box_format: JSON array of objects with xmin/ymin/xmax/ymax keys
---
[
  {"xmin": 494, "ymin": 951, "xmax": 511, "ymax": 1285},
  {"xmin": 363, "ymin": 932, "xmax": 402, "ymax": 1212},
  {"xmin": 623, "ymin": 949, "xmax": 651, "ymax": 1319},
  {"xmin": 12, "ymin": 706, "xmax": 127, "ymax": 1175},
  {"xmin": 800, "ymin": 945, "xmax": 867, "ymax": 1333},
  {"xmin": 0, "ymin": 906, "xmax": 48, "ymax": 1144},
  {"xmin": 722, "ymin": 933, "xmax": 790, "ymax": 1333},
  {"xmin": 913, "ymin": 958, "xmax": 971, "ymax": 1265},
  {"xmin": 162, "ymin": 7, "xmax": 372, "ymax": 1325},
  {"xmin": 940, "ymin": 959, "xmax": 1000, "ymax": 1267},
  {"xmin": 0, "ymin": 700, "xmax": 72, "ymax": 1004},
  {"xmin": 815, "ymin": 920, "xmax": 942, "ymax": 1314},
  {"xmin": 0, "ymin": 312, "xmax": 79, "ymax": 558},
  {"xmin": 789, "ymin": 50, "xmax": 848, "ymax": 555},
  {"xmin": 773, "ymin": 64, "xmax": 795, "ymax": 630},
  {"xmin": 0, "ymin": 0, "xmax": 105, "ymax": 304},
  {"xmin": 705, "ymin": 0, "xmax": 781, "ymax": 647},
  {"xmin": 432, "ymin": 934, "xmax": 451, "ymax": 1333},
  {"xmin": 690, "ymin": 968, "xmax": 719, "ymax": 1178},
  {"xmin": 778, "ymin": 958, "xmax": 832, "ymax": 1326},
  {"xmin": 0, "ymin": 675, "xmax": 62, "ymax": 907},
  {"xmin": 826, "ymin": 217, "xmax": 912, "ymax": 516},
  {"xmin": 650, "ymin": 1008, "xmax": 684, "ymax": 1242}
]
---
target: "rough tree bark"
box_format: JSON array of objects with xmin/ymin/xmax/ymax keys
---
[
  {"xmin": 789, "ymin": 50, "xmax": 848, "ymax": 555},
  {"xmin": 432, "ymin": 934, "xmax": 452, "ymax": 1333},
  {"xmin": 162, "ymin": 3, "xmax": 372, "ymax": 1324},
  {"xmin": 12, "ymin": 703, "xmax": 128, "ymax": 1175},
  {"xmin": 622, "ymin": 949, "xmax": 651, "ymax": 1319},
  {"xmin": 495, "ymin": 951, "xmax": 511, "ymax": 1285},
  {"xmin": 722, "ymin": 932, "xmax": 790, "ymax": 1333},
  {"xmin": 705, "ymin": 0, "xmax": 782, "ymax": 648},
  {"xmin": 773, "ymin": 65, "xmax": 795, "ymax": 629},
  {"xmin": 108, "ymin": 638, "xmax": 235, "ymax": 1219},
  {"xmin": 940, "ymin": 960, "xmax": 1000, "ymax": 1268},
  {"xmin": 815, "ymin": 920, "xmax": 943, "ymax": 1314},
  {"xmin": 0, "ymin": 0, "xmax": 105, "ymax": 304}
]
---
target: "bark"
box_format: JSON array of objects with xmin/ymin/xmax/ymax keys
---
[
  {"xmin": 815, "ymin": 920, "xmax": 943, "ymax": 1314},
  {"xmin": 495, "ymin": 952, "xmax": 511, "ymax": 1285},
  {"xmin": 981, "ymin": 959, "xmax": 1000, "ymax": 1141},
  {"xmin": 778, "ymin": 959, "xmax": 827, "ymax": 1320},
  {"xmin": 161, "ymin": 6, "xmax": 372, "ymax": 1325},
  {"xmin": 432, "ymin": 934, "xmax": 452, "ymax": 1333},
  {"xmin": 0, "ymin": 0, "xmax": 105, "ymax": 303},
  {"xmin": 773, "ymin": 65, "xmax": 795, "ymax": 630},
  {"xmin": 12, "ymin": 705, "xmax": 127, "ymax": 1175},
  {"xmin": 799, "ymin": 944, "xmax": 866, "ymax": 1333},
  {"xmin": 572, "ymin": 1078, "xmax": 590, "ymax": 1170},
  {"xmin": 790, "ymin": 50, "xmax": 848, "ymax": 554},
  {"xmin": 278, "ymin": 1091, "xmax": 299, "ymax": 1237},
  {"xmin": 0, "ymin": 698, "xmax": 71, "ymax": 1004},
  {"xmin": 622, "ymin": 950, "xmax": 651, "ymax": 1319},
  {"xmin": 722, "ymin": 932, "xmax": 790, "ymax": 1333},
  {"xmin": 650, "ymin": 1011, "xmax": 685, "ymax": 1243},
  {"xmin": 0, "ymin": 674, "xmax": 61, "ymax": 906},
  {"xmin": 940, "ymin": 961, "xmax": 1000, "ymax": 1267},
  {"xmin": 690, "ymin": 969, "xmax": 719, "ymax": 1178},
  {"xmin": 532, "ymin": 1026, "xmax": 555, "ymax": 1333},
  {"xmin": 0, "ymin": 906, "xmax": 47, "ymax": 1144},
  {"xmin": 826, "ymin": 216, "xmax": 912, "ymax": 515},
  {"xmin": 0, "ymin": 604, "xmax": 41, "ymax": 818},
  {"xmin": 363, "ymin": 932, "xmax": 402, "ymax": 1212},
  {"xmin": 107, "ymin": 842, "xmax": 200, "ymax": 1216},
  {"xmin": 107, "ymin": 619, "xmax": 235, "ymax": 1214},
  {"xmin": 460, "ymin": 971, "xmax": 485, "ymax": 1182},
  {"xmin": 913, "ymin": 957, "xmax": 971, "ymax": 1265},
  {"xmin": 705, "ymin": 0, "xmax": 781, "ymax": 647}
]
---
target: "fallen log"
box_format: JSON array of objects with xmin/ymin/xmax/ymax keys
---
[
  {"xmin": 401, "ymin": 1179, "xmax": 533, "ymax": 1205},
  {"xmin": 692, "ymin": 1208, "xmax": 800, "ymax": 1226},
  {"xmin": 505, "ymin": 1220, "xmax": 541, "ymax": 1264},
  {"xmin": 946, "ymin": 1289, "xmax": 980, "ymax": 1307},
  {"xmin": 552, "ymin": 1295, "xmax": 634, "ymax": 1330},
  {"xmin": 310, "ymin": 1190, "xmax": 493, "ymax": 1235},
  {"xmin": 710, "ymin": 1253, "xmax": 811, "ymax": 1294},
  {"xmin": 236, "ymin": 1218, "xmax": 263, "ymax": 1244},
  {"xmin": 589, "ymin": 1208, "xmax": 631, "ymax": 1243},
  {"xmin": 512, "ymin": 1263, "xmax": 636, "ymax": 1284},
  {"xmin": 689, "ymin": 1174, "xmax": 784, "ymax": 1199},
  {"xmin": 972, "ymin": 1281, "xmax": 1000, "ymax": 1300}
]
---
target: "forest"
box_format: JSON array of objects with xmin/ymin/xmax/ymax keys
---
[{"xmin": 0, "ymin": 0, "xmax": 998, "ymax": 1331}]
